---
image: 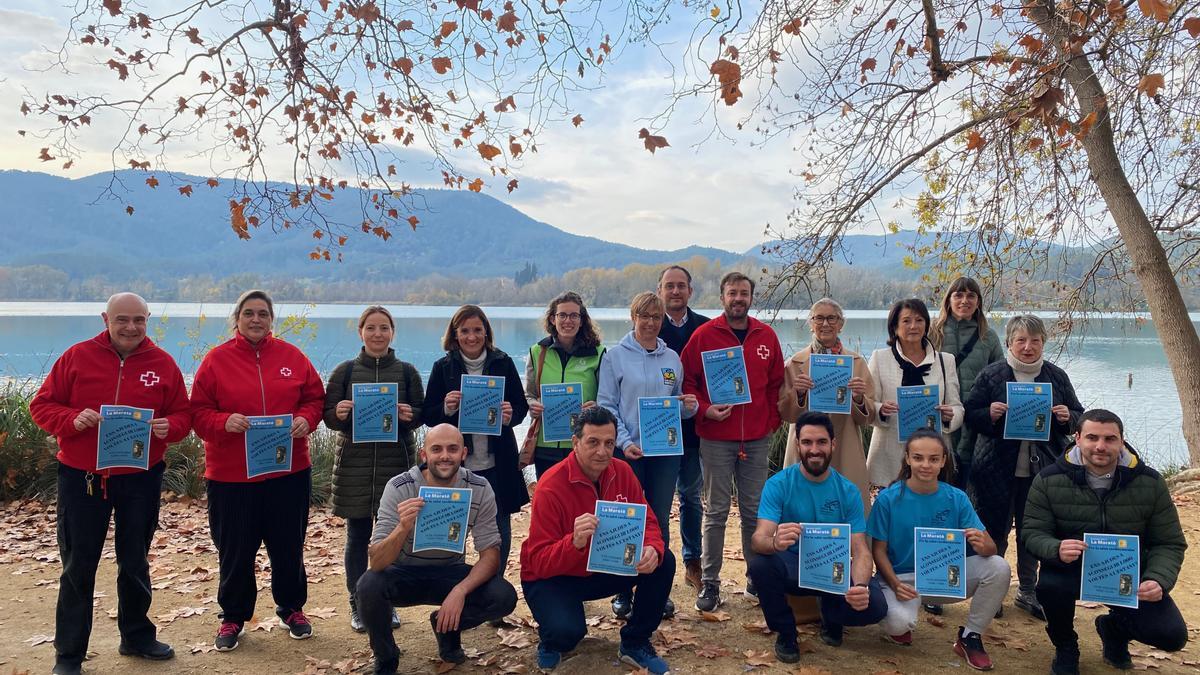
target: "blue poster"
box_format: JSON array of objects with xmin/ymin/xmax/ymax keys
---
[
  {"xmin": 701, "ymin": 346, "xmax": 752, "ymax": 406},
  {"xmin": 351, "ymin": 382, "xmax": 399, "ymax": 444},
  {"xmin": 808, "ymin": 354, "xmax": 853, "ymax": 414},
  {"xmin": 913, "ymin": 527, "xmax": 967, "ymax": 599},
  {"xmin": 412, "ymin": 486, "xmax": 473, "ymax": 554},
  {"xmin": 459, "ymin": 374, "xmax": 504, "ymax": 436},
  {"xmin": 637, "ymin": 397, "xmax": 684, "ymax": 457},
  {"xmin": 541, "ymin": 383, "xmax": 583, "ymax": 443},
  {"xmin": 245, "ymin": 414, "xmax": 293, "ymax": 479},
  {"xmin": 96, "ymin": 405, "xmax": 153, "ymax": 471},
  {"xmin": 1004, "ymin": 382, "xmax": 1054, "ymax": 442},
  {"xmin": 897, "ymin": 384, "xmax": 940, "ymax": 442},
  {"xmin": 1081, "ymin": 533, "xmax": 1140, "ymax": 609},
  {"xmin": 586, "ymin": 500, "xmax": 647, "ymax": 577},
  {"xmin": 798, "ymin": 523, "xmax": 852, "ymax": 595}
]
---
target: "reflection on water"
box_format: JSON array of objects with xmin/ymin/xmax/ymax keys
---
[{"xmin": 0, "ymin": 302, "xmax": 1192, "ymax": 467}]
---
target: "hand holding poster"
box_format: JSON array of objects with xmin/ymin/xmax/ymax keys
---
[
  {"xmin": 701, "ymin": 346, "xmax": 752, "ymax": 406},
  {"xmin": 586, "ymin": 500, "xmax": 647, "ymax": 576},
  {"xmin": 914, "ymin": 527, "xmax": 967, "ymax": 599},
  {"xmin": 97, "ymin": 405, "xmax": 154, "ymax": 471},
  {"xmin": 808, "ymin": 354, "xmax": 853, "ymax": 415},
  {"xmin": 245, "ymin": 414, "xmax": 293, "ymax": 479},
  {"xmin": 638, "ymin": 397, "xmax": 684, "ymax": 456},
  {"xmin": 1081, "ymin": 533, "xmax": 1140, "ymax": 609},
  {"xmin": 798, "ymin": 523, "xmax": 852, "ymax": 595},
  {"xmin": 460, "ymin": 374, "xmax": 504, "ymax": 436},
  {"xmin": 412, "ymin": 486, "xmax": 473, "ymax": 554},
  {"xmin": 897, "ymin": 384, "xmax": 940, "ymax": 442},
  {"xmin": 1004, "ymin": 382, "xmax": 1054, "ymax": 441},
  {"xmin": 352, "ymin": 382, "xmax": 400, "ymax": 443},
  {"xmin": 541, "ymin": 383, "xmax": 583, "ymax": 443}
]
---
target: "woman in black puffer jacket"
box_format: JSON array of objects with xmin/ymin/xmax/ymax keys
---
[
  {"xmin": 964, "ymin": 314, "xmax": 1083, "ymax": 622},
  {"xmin": 323, "ymin": 305, "xmax": 424, "ymax": 632}
]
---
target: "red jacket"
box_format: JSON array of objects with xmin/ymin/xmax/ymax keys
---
[
  {"xmin": 30, "ymin": 332, "xmax": 191, "ymax": 476},
  {"xmin": 680, "ymin": 314, "xmax": 785, "ymax": 442},
  {"xmin": 519, "ymin": 452, "xmax": 664, "ymax": 582},
  {"xmin": 191, "ymin": 332, "xmax": 325, "ymax": 482}
]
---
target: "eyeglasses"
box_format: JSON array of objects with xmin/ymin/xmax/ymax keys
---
[
  {"xmin": 554, "ymin": 312, "xmax": 582, "ymax": 322},
  {"xmin": 809, "ymin": 315, "xmax": 842, "ymax": 325},
  {"xmin": 636, "ymin": 313, "xmax": 664, "ymax": 322}
]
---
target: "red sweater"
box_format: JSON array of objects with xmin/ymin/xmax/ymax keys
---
[
  {"xmin": 680, "ymin": 314, "xmax": 785, "ymax": 442},
  {"xmin": 519, "ymin": 453, "xmax": 664, "ymax": 582},
  {"xmin": 191, "ymin": 332, "xmax": 325, "ymax": 482},
  {"xmin": 30, "ymin": 332, "xmax": 191, "ymax": 475}
]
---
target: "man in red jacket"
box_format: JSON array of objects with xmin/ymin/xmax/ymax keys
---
[
  {"xmin": 680, "ymin": 272, "xmax": 785, "ymax": 612},
  {"xmin": 519, "ymin": 406, "xmax": 674, "ymax": 674},
  {"xmin": 30, "ymin": 293, "xmax": 192, "ymax": 675}
]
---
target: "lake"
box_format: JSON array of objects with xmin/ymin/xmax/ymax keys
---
[{"xmin": 0, "ymin": 302, "xmax": 1193, "ymax": 467}]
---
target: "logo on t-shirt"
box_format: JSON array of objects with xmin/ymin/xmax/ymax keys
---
[
  {"xmin": 661, "ymin": 368, "xmax": 677, "ymax": 385},
  {"xmin": 821, "ymin": 498, "xmax": 841, "ymax": 516},
  {"xmin": 932, "ymin": 508, "xmax": 952, "ymax": 526},
  {"xmin": 139, "ymin": 371, "xmax": 160, "ymax": 387},
  {"xmin": 757, "ymin": 344, "xmax": 771, "ymax": 360},
  {"xmin": 279, "ymin": 367, "xmax": 293, "ymax": 377}
]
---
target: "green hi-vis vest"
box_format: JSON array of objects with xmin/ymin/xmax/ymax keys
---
[{"xmin": 531, "ymin": 341, "xmax": 605, "ymax": 448}]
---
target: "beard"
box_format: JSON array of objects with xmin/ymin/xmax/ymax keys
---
[{"xmin": 803, "ymin": 452, "xmax": 831, "ymax": 476}]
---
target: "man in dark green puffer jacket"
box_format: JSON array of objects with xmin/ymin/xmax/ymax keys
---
[{"xmin": 1022, "ymin": 409, "xmax": 1188, "ymax": 675}]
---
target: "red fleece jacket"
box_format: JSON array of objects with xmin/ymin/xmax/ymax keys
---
[
  {"xmin": 519, "ymin": 453, "xmax": 664, "ymax": 582},
  {"xmin": 190, "ymin": 332, "xmax": 325, "ymax": 482},
  {"xmin": 30, "ymin": 332, "xmax": 191, "ymax": 475}
]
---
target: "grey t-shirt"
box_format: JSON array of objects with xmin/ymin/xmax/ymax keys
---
[{"xmin": 370, "ymin": 465, "xmax": 500, "ymax": 566}]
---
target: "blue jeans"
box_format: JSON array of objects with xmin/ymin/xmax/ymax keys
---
[
  {"xmin": 747, "ymin": 551, "xmax": 887, "ymax": 641},
  {"xmin": 523, "ymin": 551, "xmax": 676, "ymax": 652},
  {"xmin": 676, "ymin": 443, "xmax": 703, "ymax": 561},
  {"xmin": 626, "ymin": 455, "xmax": 682, "ymax": 549},
  {"xmin": 344, "ymin": 516, "xmax": 372, "ymax": 596}
]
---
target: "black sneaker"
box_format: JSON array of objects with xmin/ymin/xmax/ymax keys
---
[
  {"xmin": 51, "ymin": 662, "xmax": 81, "ymax": 675},
  {"xmin": 349, "ymin": 599, "xmax": 365, "ymax": 633},
  {"xmin": 1014, "ymin": 592, "xmax": 1046, "ymax": 621},
  {"xmin": 214, "ymin": 620, "xmax": 245, "ymax": 651},
  {"xmin": 774, "ymin": 635, "xmax": 801, "ymax": 664},
  {"xmin": 662, "ymin": 598, "xmax": 676, "ymax": 620},
  {"xmin": 820, "ymin": 622, "xmax": 844, "ymax": 647},
  {"xmin": 391, "ymin": 608, "xmax": 401, "ymax": 629},
  {"xmin": 1096, "ymin": 615, "xmax": 1133, "ymax": 669},
  {"xmin": 612, "ymin": 591, "xmax": 632, "ymax": 619},
  {"xmin": 277, "ymin": 609, "xmax": 313, "ymax": 639},
  {"xmin": 922, "ymin": 602, "xmax": 943, "ymax": 615},
  {"xmin": 695, "ymin": 581, "xmax": 722, "ymax": 612},
  {"xmin": 430, "ymin": 611, "xmax": 466, "ymax": 664},
  {"xmin": 744, "ymin": 579, "xmax": 758, "ymax": 598},
  {"xmin": 118, "ymin": 638, "xmax": 175, "ymax": 660},
  {"xmin": 1050, "ymin": 645, "xmax": 1081, "ymax": 675}
]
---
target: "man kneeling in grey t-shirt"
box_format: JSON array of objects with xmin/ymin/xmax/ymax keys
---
[{"xmin": 357, "ymin": 424, "xmax": 517, "ymax": 673}]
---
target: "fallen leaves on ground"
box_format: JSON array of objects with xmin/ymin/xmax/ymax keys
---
[
  {"xmin": 694, "ymin": 644, "xmax": 730, "ymax": 658},
  {"xmin": 926, "ymin": 614, "xmax": 945, "ymax": 627},
  {"xmin": 307, "ymin": 607, "xmax": 337, "ymax": 619},
  {"xmin": 497, "ymin": 627, "xmax": 533, "ymax": 649},
  {"xmin": 23, "ymin": 635, "xmax": 53, "ymax": 647},
  {"xmin": 744, "ymin": 648, "xmax": 774, "ymax": 666},
  {"xmin": 698, "ymin": 609, "xmax": 732, "ymax": 622},
  {"xmin": 742, "ymin": 620, "xmax": 771, "ymax": 634}
]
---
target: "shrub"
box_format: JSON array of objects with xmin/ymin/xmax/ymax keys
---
[{"xmin": 0, "ymin": 382, "xmax": 57, "ymax": 501}]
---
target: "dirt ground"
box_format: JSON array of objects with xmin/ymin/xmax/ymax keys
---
[{"xmin": 2, "ymin": 492, "xmax": 1200, "ymax": 675}]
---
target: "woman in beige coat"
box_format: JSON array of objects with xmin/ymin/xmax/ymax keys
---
[{"xmin": 778, "ymin": 298, "xmax": 875, "ymax": 512}]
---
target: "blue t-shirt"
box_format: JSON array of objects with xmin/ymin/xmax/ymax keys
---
[
  {"xmin": 865, "ymin": 481, "xmax": 984, "ymax": 575},
  {"xmin": 758, "ymin": 465, "xmax": 866, "ymax": 554}
]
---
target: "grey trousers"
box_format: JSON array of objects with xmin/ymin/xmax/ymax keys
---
[{"xmin": 699, "ymin": 437, "xmax": 769, "ymax": 583}]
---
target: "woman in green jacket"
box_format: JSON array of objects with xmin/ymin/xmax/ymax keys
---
[
  {"xmin": 524, "ymin": 291, "xmax": 605, "ymax": 478},
  {"xmin": 930, "ymin": 277, "xmax": 1003, "ymax": 486},
  {"xmin": 323, "ymin": 306, "xmax": 424, "ymax": 632}
]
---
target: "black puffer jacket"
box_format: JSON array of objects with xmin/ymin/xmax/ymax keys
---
[
  {"xmin": 323, "ymin": 349, "xmax": 424, "ymax": 520},
  {"xmin": 964, "ymin": 359, "xmax": 1083, "ymax": 535}
]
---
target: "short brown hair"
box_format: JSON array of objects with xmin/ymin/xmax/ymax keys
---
[
  {"xmin": 358, "ymin": 305, "xmax": 395, "ymax": 330},
  {"xmin": 544, "ymin": 291, "xmax": 601, "ymax": 348},
  {"xmin": 442, "ymin": 305, "xmax": 496, "ymax": 352},
  {"xmin": 230, "ymin": 289, "xmax": 274, "ymax": 331},
  {"xmin": 719, "ymin": 271, "xmax": 755, "ymax": 295}
]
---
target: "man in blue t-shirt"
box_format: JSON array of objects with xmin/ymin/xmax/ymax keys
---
[{"xmin": 748, "ymin": 412, "xmax": 887, "ymax": 664}]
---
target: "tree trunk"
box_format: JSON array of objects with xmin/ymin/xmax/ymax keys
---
[{"xmin": 1043, "ymin": 28, "xmax": 1200, "ymax": 466}]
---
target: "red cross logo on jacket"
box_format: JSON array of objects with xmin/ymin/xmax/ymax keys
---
[{"xmin": 757, "ymin": 344, "xmax": 771, "ymax": 360}]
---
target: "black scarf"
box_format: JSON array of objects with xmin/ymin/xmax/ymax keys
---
[{"xmin": 891, "ymin": 340, "xmax": 932, "ymax": 387}]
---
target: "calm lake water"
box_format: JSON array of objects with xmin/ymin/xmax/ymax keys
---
[{"xmin": 1, "ymin": 302, "xmax": 1194, "ymax": 467}]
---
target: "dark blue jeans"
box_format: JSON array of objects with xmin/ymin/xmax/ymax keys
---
[
  {"xmin": 676, "ymin": 443, "xmax": 703, "ymax": 561},
  {"xmin": 746, "ymin": 551, "xmax": 887, "ymax": 641},
  {"xmin": 523, "ymin": 551, "xmax": 676, "ymax": 652},
  {"xmin": 626, "ymin": 455, "xmax": 682, "ymax": 549},
  {"xmin": 357, "ymin": 562, "xmax": 517, "ymax": 673},
  {"xmin": 55, "ymin": 462, "xmax": 164, "ymax": 668}
]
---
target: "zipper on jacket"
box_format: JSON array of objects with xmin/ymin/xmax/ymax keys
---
[
  {"xmin": 371, "ymin": 356, "xmax": 380, "ymax": 523},
  {"xmin": 255, "ymin": 349, "xmax": 267, "ymax": 415}
]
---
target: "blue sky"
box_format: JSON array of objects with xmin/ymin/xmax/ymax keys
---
[{"xmin": 0, "ymin": 2, "xmax": 859, "ymax": 254}]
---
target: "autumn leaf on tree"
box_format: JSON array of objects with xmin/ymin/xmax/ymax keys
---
[
  {"xmin": 440, "ymin": 21, "xmax": 458, "ymax": 38},
  {"xmin": 1137, "ymin": 73, "xmax": 1165, "ymax": 97},
  {"xmin": 1185, "ymin": 17, "xmax": 1200, "ymax": 37},
  {"xmin": 38, "ymin": 148, "xmax": 54, "ymax": 161},
  {"xmin": 710, "ymin": 59, "xmax": 743, "ymax": 105},
  {"xmin": 432, "ymin": 57, "xmax": 453, "ymax": 74},
  {"xmin": 178, "ymin": 185, "xmax": 193, "ymax": 197},
  {"xmin": 478, "ymin": 143, "xmax": 502, "ymax": 160},
  {"xmin": 467, "ymin": 178, "xmax": 484, "ymax": 192},
  {"xmin": 206, "ymin": 178, "xmax": 219, "ymax": 188},
  {"xmin": 102, "ymin": 0, "xmax": 121, "ymax": 16},
  {"xmin": 494, "ymin": 95, "xmax": 516, "ymax": 113},
  {"xmin": 145, "ymin": 176, "xmax": 159, "ymax": 188},
  {"xmin": 507, "ymin": 178, "xmax": 518, "ymax": 192},
  {"xmin": 107, "ymin": 59, "xmax": 129, "ymax": 80},
  {"xmin": 572, "ymin": 114, "xmax": 584, "ymax": 126},
  {"xmin": 638, "ymin": 128, "xmax": 669, "ymax": 153},
  {"xmin": 229, "ymin": 200, "xmax": 250, "ymax": 239},
  {"xmin": 783, "ymin": 17, "xmax": 805, "ymax": 34},
  {"xmin": 1137, "ymin": 0, "xmax": 1173, "ymax": 22},
  {"xmin": 407, "ymin": 215, "xmax": 420, "ymax": 229},
  {"xmin": 860, "ymin": 57, "xmax": 877, "ymax": 73},
  {"xmin": 1028, "ymin": 83, "xmax": 1065, "ymax": 120},
  {"xmin": 966, "ymin": 130, "xmax": 986, "ymax": 151}
]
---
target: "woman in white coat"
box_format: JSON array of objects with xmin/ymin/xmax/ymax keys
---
[{"xmin": 865, "ymin": 298, "xmax": 964, "ymax": 491}]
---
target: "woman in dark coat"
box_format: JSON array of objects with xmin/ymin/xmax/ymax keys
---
[
  {"xmin": 323, "ymin": 305, "xmax": 423, "ymax": 632},
  {"xmin": 422, "ymin": 304, "xmax": 529, "ymax": 570},
  {"xmin": 965, "ymin": 314, "xmax": 1083, "ymax": 621}
]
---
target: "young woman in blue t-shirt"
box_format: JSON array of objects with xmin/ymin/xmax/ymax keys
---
[{"xmin": 867, "ymin": 429, "xmax": 1011, "ymax": 671}]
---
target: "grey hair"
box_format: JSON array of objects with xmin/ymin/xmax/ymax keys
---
[
  {"xmin": 1005, "ymin": 314, "xmax": 1047, "ymax": 345},
  {"xmin": 811, "ymin": 297, "xmax": 844, "ymax": 318}
]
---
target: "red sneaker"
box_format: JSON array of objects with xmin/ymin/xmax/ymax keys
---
[
  {"xmin": 884, "ymin": 631, "xmax": 912, "ymax": 646},
  {"xmin": 953, "ymin": 628, "xmax": 994, "ymax": 671}
]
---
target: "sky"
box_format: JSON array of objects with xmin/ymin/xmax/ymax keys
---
[{"xmin": 0, "ymin": 2, "xmax": 835, "ymax": 255}]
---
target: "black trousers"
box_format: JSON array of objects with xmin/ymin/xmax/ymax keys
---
[
  {"xmin": 207, "ymin": 468, "xmax": 311, "ymax": 623},
  {"xmin": 747, "ymin": 551, "xmax": 887, "ymax": 641},
  {"xmin": 356, "ymin": 562, "xmax": 517, "ymax": 673},
  {"xmin": 55, "ymin": 462, "xmax": 164, "ymax": 667},
  {"xmin": 1037, "ymin": 564, "xmax": 1189, "ymax": 651}
]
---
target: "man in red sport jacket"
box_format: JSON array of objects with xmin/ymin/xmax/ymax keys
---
[
  {"xmin": 30, "ymin": 293, "xmax": 191, "ymax": 675},
  {"xmin": 680, "ymin": 271, "xmax": 785, "ymax": 612},
  {"xmin": 519, "ymin": 406, "xmax": 674, "ymax": 674}
]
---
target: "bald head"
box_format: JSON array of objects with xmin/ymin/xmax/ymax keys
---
[
  {"xmin": 102, "ymin": 292, "xmax": 151, "ymax": 358},
  {"xmin": 421, "ymin": 424, "xmax": 467, "ymax": 483}
]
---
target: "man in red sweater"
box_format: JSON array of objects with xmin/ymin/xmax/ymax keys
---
[
  {"xmin": 30, "ymin": 293, "xmax": 192, "ymax": 675},
  {"xmin": 520, "ymin": 406, "xmax": 674, "ymax": 674},
  {"xmin": 680, "ymin": 272, "xmax": 785, "ymax": 612}
]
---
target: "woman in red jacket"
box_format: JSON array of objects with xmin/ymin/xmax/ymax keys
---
[{"xmin": 190, "ymin": 290, "xmax": 325, "ymax": 652}]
